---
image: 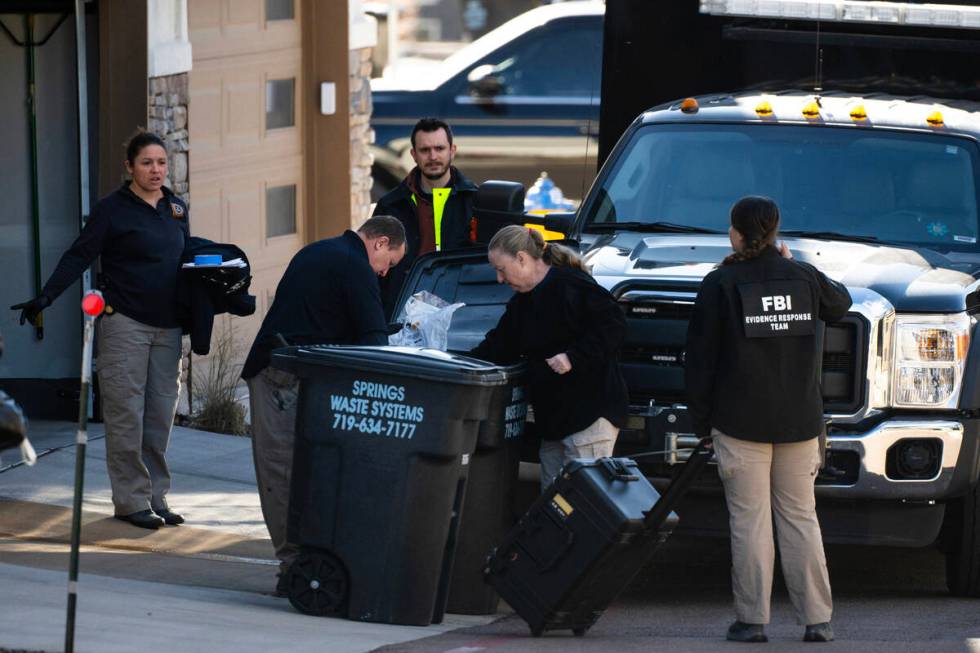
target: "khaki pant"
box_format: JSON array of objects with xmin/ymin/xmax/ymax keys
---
[
  {"xmin": 96, "ymin": 312, "xmax": 182, "ymax": 515},
  {"xmin": 247, "ymin": 367, "xmax": 300, "ymax": 573},
  {"xmin": 539, "ymin": 417, "xmax": 619, "ymax": 491},
  {"xmin": 713, "ymin": 430, "xmax": 833, "ymax": 625}
]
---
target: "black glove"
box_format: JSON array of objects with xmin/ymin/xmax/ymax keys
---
[{"xmin": 10, "ymin": 295, "xmax": 51, "ymax": 326}]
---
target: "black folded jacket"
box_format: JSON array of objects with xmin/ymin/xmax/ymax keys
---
[{"xmin": 177, "ymin": 237, "xmax": 257, "ymax": 355}]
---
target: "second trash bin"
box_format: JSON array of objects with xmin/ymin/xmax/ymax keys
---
[
  {"xmin": 271, "ymin": 345, "xmax": 507, "ymax": 626},
  {"xmin": 446, "ymin": 362, "xmax": 527, "ymax": 615}
]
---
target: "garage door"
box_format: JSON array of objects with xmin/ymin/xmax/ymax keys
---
[{"xmin": 189, "ymin": 0, "xmax": 305, "ymax": 351}]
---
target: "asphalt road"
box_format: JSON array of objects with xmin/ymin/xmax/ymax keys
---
[{"xmin": 374, "ymin": 535, "xmax": 980, "ymax": 653}]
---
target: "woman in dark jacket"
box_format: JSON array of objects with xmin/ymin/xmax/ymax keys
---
[
  {"xmin": 685, "ymin": 196, "xmax": 852, "ymax": 644},
  {"xmin": 11, "ymin": 131, "xmax": 189, "ymax": 530},
  {"xmin": 471, "ymin": 224, "xmax": 628, "ymax": 490}
]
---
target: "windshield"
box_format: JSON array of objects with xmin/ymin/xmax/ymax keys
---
[{"xmin": 582, "ymin": 123, "xmax": 980, "ymax": 250}]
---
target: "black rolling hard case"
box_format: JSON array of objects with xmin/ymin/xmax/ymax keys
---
[{"xmin": 484, "ymin": 439, "xmax": 713, "ymax": 637}]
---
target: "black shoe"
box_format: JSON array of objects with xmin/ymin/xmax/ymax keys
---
[
  {"xmin": 115, "ymin": 509, "xmax": 164, "ymax": 530},
  {"xmin": 804, "ymin": 622, "xmax": 834, "ymax": 642},
  {"xmin": 155, "ymin": 508, "xmax": 184, "ymax": 525},
  {"xmin": 727, "ymin": 621, "xmax": 768, "ymax": 643}
]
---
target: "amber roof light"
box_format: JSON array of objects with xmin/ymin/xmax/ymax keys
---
[{"xmin": 680, "ymin": 98, "xmax": 699, "ymax": 114}]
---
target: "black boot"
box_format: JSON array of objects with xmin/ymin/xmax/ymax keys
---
[
  {"xmin": 727, "ymin": 621, "xmax": 768, "ymax": 643},
  {"xmin": 155, "ymin": 508, "xmax": 184, "ymax": 525},
  {"xmin": 115, "ymin": 509, "xmax": 164, "ymax": 530},
  {"xmin": 804, "ymin": 622, "xmax": 834, "ymax": 642}
]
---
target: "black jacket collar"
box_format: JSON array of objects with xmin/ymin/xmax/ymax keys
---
[
  {"xmin": 390, "ymin": 166, "xmax": 478, "ymax": 203},
  {"xmin": 342, "ymin": 229, "xmax": 370, "ymax": 261},
  {"xmin": 118, "ymin": 182, "xmax": 179, "ymax": 209}
]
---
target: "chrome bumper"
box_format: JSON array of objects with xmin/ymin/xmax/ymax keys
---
[{"xmin": 819, "ymin": 419, "xmax": 964, "ymax": 500}]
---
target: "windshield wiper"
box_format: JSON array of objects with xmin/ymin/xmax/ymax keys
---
[
  {"xmin": 586, "ymin": 221, "xmax": 722, "ymax": 234},
  {"xmin": 780, "ymin": 230, "xmax": 883, "ymax": 244}
]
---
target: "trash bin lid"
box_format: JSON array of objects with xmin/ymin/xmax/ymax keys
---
[{"xmin": 287, "ymin": 345, "xmax": 510, "ymax": 386}]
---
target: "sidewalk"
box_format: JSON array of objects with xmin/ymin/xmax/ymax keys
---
[{"xmin": 0, "ymin": 422, "xmax": 497, "ymax": 652}]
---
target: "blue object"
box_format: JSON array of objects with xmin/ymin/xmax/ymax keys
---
[
  {"xmin": 194, "ymin": 254, "xmax": 222, "ymax": 265},
  {"xmin": 524, "ymin": 172, "xmax": 575, "ymax": 212}
]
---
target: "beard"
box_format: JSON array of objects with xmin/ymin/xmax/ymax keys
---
[{"xmin": 421, "ymin": 161, "xmax": 451, "ymax": 181}]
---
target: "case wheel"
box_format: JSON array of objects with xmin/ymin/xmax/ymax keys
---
[
  {"xmin": 286, "ymin": 548, "xmax": 349, "ymax": 616},
  {"xmin": 572, "ymin": 627, "xmax": 587, "ymax": 637},
  {"xmin": 530, "ymin": 626, "xmax": 544, "ymax": 637}
]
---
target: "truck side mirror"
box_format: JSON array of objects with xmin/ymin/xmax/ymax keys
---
[
  {"xmin": 542, "ymin": 212, "xmax": 576, "ymax": 236},
  {"xmin": 521, "ymin": 211, "xmax": 576, "ymax": 239},
  {"xmin": 472, "ymin": 181, "xmax": 526, "ymax": 245},
  {"xmin": 467, "ymin": 64, "xmax": 504, "ymax": 99}
]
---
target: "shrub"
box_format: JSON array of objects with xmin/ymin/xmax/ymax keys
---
[{"xmin": 190, "ymin": 326, "xmax": 248, "ymax": 436}]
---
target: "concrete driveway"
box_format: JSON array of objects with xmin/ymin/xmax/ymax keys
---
[
  {"xmin": 3, "ymin": 422, "xmax": 979, "ymax": 653},
  {"xmin": 0, "ymin": 421, "xmax": 495, "ymax": 653}
]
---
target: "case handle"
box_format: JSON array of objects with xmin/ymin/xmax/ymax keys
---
[{"xmin": 598, "ymin": 457, "xmax": 639, "ymax": 482}]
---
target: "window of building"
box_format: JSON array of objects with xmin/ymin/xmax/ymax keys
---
[
  {"xmin": 266, "ymin": 184, "xmax": 296, "ymax": 237},
  {"xmin": 266, "ymin": 78, "xmax": 295, "ymax": 129},
  {"xmin": 266, "ymin": 0, "xmax": 294, "ymax": 21}
]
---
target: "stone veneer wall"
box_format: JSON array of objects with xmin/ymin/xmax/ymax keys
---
[
  {"xmin": 148, "ymin": 73, "xmax": 190, "ymax": 205},
  {"xmin": 350, "ymin": 46, "xmax": 374, "ymax": 226}
]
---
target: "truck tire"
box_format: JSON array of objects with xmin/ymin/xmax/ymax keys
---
[{"xmin": 946, "ymin": 480, "xmax": 980, "ymax": 597}]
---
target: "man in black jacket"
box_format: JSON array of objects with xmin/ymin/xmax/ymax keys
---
[
  {"xmin": 242, "ymin": 216, "xmax": 405, "ymax": 593},
  {"xmin": 372, "ymin": 118, "xmax": 478, "ymax": 318}
]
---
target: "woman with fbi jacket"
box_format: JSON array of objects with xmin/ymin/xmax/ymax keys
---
[
  {"xmin": 685, "ymin": 196, "xmax": 851, "ymax": 644},
  {"xmin": 470, "ymin": 224, "xmax": 628, "ymax": 491},
  {"xmin": 10, "ymin": 131, "xmax": 188, "ymax": 531}
]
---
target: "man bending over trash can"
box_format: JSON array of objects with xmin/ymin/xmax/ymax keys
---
[{"xmin": 241, "ymin": 215, "xmax": 406, "ymax": 595}]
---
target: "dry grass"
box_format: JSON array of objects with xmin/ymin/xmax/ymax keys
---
[{"xmin": 189, "ymin": 327, "xmax": 248, "ymax": 436}]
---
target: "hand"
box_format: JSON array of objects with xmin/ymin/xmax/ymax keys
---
[
  {"xmin": 778, "ymin": 241, "xmax": 793, "ymax": 259},
  {"xmin": 546, "ymin": 352, "xmax": 572, "ymax": 375},
  {"xmin": 10, "ymin": 295, "xmax": 51, "ymax": 326}
]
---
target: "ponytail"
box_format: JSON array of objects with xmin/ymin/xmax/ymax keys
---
[
  {"xmin": 487, "ymin": 225, "xmax": 588, "ymax": 273},
  {"xmin": 722, "ymin": 196, "xmax": 780, "ymax": 266}
]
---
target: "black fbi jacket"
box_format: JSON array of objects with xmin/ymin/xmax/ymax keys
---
[{"xmin": 685, "ymin": 247, "xmax": 852, "ymax": 444}]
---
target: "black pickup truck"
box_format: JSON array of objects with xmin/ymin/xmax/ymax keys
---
[{"xmin": 393, "ymin": 0, "xmax": 980, "ymax": 598}]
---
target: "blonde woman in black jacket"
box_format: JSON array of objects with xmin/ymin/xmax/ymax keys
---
[
  {"xmin": 685, "ymin": 196, "xmax": 852, "ymax": 644},
  {"xmin": 471, "ymin": 225, "xmax": 628, "ymax": 491}
]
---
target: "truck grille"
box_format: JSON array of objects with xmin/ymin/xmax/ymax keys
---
[{"xmin": 618, "ymin": 290, "xmax": 866, "ymax": 413}]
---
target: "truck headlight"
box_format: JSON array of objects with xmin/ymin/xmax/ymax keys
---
[{"xmin": 892, "ymin": 314, "xmax": 971, "ymax": 408}]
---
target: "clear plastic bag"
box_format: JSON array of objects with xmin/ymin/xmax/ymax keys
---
[{"xmin": 388, "ymin": 291, "xmax": 465, "ymax": 351}]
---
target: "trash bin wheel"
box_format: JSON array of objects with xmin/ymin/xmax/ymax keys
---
[
  {"xmin": 286, "ymin": 549, "xmax": 349, "ymax": 617},
  {"xmin": 572, "ymin": 627, "xmax": 587, "ymax": 637}
]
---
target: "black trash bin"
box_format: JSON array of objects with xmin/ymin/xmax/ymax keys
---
[
  {"xmin": 271, "ymin": 345, "xmax": 508, "ymax": 626},
  {"xmin": 445, "ymin": 362, "xmax": 528, "ymax": 615}
]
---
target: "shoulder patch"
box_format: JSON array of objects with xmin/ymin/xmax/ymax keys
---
[{"xmin": 170, "ymin": 202, "xmax": 186, "ymax": 219}]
